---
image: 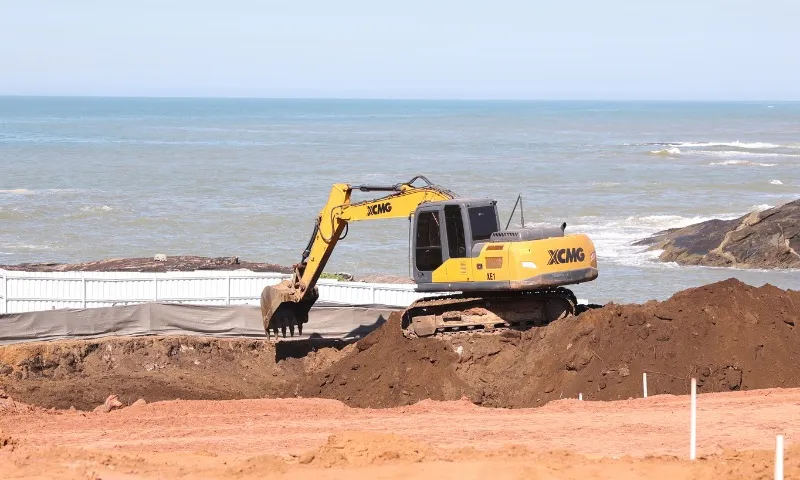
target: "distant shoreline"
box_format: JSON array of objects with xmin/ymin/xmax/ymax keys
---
[{"xmin": 0, "ymin": 255, "xmax": 414, "ymax": 284}]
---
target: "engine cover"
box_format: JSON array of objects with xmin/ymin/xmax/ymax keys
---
[{"xmin": 489, "ymin": 224, "xmax": 565, "ymax": 243}]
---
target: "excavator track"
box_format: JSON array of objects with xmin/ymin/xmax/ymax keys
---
[{"xmin": 401, "ymin": 287, "xmax": 578, "ymax": 338}]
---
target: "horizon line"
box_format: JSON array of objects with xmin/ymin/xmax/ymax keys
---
[{"xmin": 1, "ymin": 94, "xmax": 798, "ymax": 103}]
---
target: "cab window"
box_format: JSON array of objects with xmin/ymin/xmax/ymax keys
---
[
  {"xmin": 468, "ymin": 206, "xmax": 498, "ymax": 241},
  {"xmin": 444, "ymin": 205, "xmax": 467, "ymax": 258},
  {"xmin": 415, "ymin": 210, "xmax": 443, "ymax": 271}
]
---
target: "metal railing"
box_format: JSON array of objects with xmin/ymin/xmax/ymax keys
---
[{"xmin": 0, "ymin": 270, "xmax": 426, "ymax": 314}]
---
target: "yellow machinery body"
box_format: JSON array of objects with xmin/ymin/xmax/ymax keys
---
[{"xmin": 261, "ymin": 176, "xmax": 597, "ymax": 339}]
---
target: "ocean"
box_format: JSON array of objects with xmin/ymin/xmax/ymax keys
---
[{"xmin": 1, "ymin": 97, "xmax": 798, "ymax": 303}]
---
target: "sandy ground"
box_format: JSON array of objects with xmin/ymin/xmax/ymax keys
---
[{"xmin": 2, "ymin": 387, "xmax": 799, "ymax": 479}]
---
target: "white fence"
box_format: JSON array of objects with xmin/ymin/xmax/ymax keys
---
[{"xmin": 0, "ymin": 270, "xmax": 427, "ymax": 314}]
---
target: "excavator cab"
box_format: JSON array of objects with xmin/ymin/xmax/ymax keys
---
[{"xmin": 411, "ymin": 199, "xmax": 499, "ymax": 285}]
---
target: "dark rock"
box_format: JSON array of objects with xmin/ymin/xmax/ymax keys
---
[
  {"xmin": 0, "ymin": 255, "xmax": 292, "ymax": 273},
  {"xmin": 635, "ymin": 199, "xmax": 800, "ymax": 269}
]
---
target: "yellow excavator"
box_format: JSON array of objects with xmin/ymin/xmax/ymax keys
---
[{"xmin": 261, "ymin": 175, "xmax": 598, "ymax": 339}]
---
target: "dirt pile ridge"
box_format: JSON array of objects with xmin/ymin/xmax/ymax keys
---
[
  {"xmin": 447, "ymin": 278, "xmax": 800, "ymax": 407},
  {"xmin": 296, "ymin": 315, "xmax": 473, "ymax": 407},
  {"xmin": 296, "ymin": 278, "xmax": 800, "ymax": 408}
]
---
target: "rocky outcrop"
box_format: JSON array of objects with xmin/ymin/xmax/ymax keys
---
[
  {"xmin": 635, "ymin": 199, "xmax": 800, "ymax": 269},
  {"xmin": 0, "ymin": 256, "xmax": 292, "ymax": 273}
]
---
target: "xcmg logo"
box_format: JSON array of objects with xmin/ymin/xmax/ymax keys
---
[
  {"xmin": 366, "ymin": 202, "xmax": 393, "ymax": 216},
  {"xmin": 547, "ymin": 247, "xmax": 585, "ymax": 265}
]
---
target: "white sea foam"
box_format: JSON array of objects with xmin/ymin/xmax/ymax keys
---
[
  {"xmin": 700, "ymin": 151, "xmax": 797, "ymax": 159},
  {"xmin": 751, "ymin": 204, "xmax": 774, "ymax": 211},
  {"xmin": 544, "ymin": 212, "xmax": 742, "ymax": 269},
  {"xmin": 664, "ymin": 141, "xmax": 795, "ymax": 149},
  {"xmin": 770, "ymin": 179, "xmax": 784, "ymax": 185},
  {"xmin": 649, "ymin": 147, "xmax": 681, "ymax": 156},
  {"xmin": 2, "ymin": 244, "xmax": 54, "ymax": 251},
  {"xmin": 590, "ymin": 181, "xmax": 622, "ymax": 188},
  {"xmin": 80, "ymin": 205, "xmax": 114, "ymax": 213},
  {"xmin": 0, "ymin": 189, "xmax": 34, "ymax": 194},
  {"xmin": 708, "ymin": 159, "xmax": 778, "ymax": 167}
]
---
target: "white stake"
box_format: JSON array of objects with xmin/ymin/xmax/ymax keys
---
[
  {"xmin": 643, "ymin": 372, "xmax": 648, "ymax": 398},
  {"xmin": 775, "ymin": 435, "xmax": 784, "ymax": 480},
  {"xmin": 578, "ymin": 393, "xmax": 583, "ymax": 401},
  {"xmin": 690, "ymin": 377, "xmax": 697, "ymax": 460}
]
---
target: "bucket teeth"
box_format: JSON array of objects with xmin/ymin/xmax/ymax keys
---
[{"xmin": 260, "ymin": 280, "xmax": 318, "ymax": 341}]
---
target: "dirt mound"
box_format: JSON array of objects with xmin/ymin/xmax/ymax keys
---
[
  {"xmin": 296, "ymin": 314, "xmax": 473, "ymax": 407},
  {"xmin": 300, "ymin": 432, "xmax": 433, "ymax": 466},
  {"xmin": 3, "ymin": 278, "xmax": 799, "ymax": 411},
  {"xmin": 0, "ymin": 336, "xmax": 349, "ymax": 410},
  {"xmin": 295, "ymin": 278, "xmax": 800, "ymax": 408},
  {"xmin": 0, "ymin": 389, "xmax": 39, "ymax": 415},
  {"xmin": 446, "ymin": 278, "xmax": 800, "ymax": 407}
]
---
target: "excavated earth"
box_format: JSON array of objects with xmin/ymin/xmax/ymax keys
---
[{"xmin": 1, "ymin": 278, "xmax": 799, "ymax": 410}]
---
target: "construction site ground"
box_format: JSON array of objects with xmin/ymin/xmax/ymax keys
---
[
  {"xmin": 2, "ymin": 391, "xmax": 799, "ymax": 479},
  {"xmin": 2, "ymin": 277, "xmax": 800, "ymax": 478}
]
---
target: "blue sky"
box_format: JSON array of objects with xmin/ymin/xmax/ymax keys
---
[{"xmin": 1, "ymin": 0, "xmax": 798, "ymax": 100}]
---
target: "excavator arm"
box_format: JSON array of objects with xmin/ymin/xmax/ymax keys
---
[{"xmin": 260, "ymin": 175, "xmax": 456, "ymax": 338}]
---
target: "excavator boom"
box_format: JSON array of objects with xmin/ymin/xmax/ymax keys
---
[{"xmin": 261, "ymin": 175, "xmax": 455, "ymax": 338}]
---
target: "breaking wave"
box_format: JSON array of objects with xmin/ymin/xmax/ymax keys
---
[
  {"xmin": 651, "ymin": 141, "xmax": 799, "ymax": 150},
  {"xmin": 649, "ymin": 147, "xmax": 681, "ymax": 156},
  {"xmin": 0, "ymin": 189, "xmax": 35, "ymax": 194},
  {"xmin": 697, "ymin": 150, "xmax": 798, "ymax": 159},
  {"xmin": 708, "ymin": 159, "xmax": 778, "ymax": 167},
  {"xmin": 558, "ymin": 212, "xmax": 743, "ymax": 268},
  {"xmin": 80, "ymin": 205, "xmax": 113, "ymax": 213},
  {"xmin": 770, "ymin": 179, "xmax": 784, "ymax": 185}
]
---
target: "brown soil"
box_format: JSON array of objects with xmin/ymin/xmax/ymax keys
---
[
  {"xmin": 1, "ymin": 278, "xmax": 799, "ymax": 411},
  {"xmin": 2, "ymin": 390, "xmax": 800, "ymax": 479},
  {"xmin": 0, "ymin": 336, "xmax": 352, "ymax": 410},
  {"xmin": 0, "ymin": 255, "xmax": 292, "ymax": 273},
  {"xmin": 297, "ymin": 278, "xmax": 800, "ymax": 408},
  {"xmin": 444, "ymin": 277, "xmax": 800, "ymax": 407},
  {"xmin": 295, "ymin": 314, "xmax": 472, "ymax": 407}
]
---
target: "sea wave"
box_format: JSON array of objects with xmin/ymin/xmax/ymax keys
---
[
  {"xmin": 0, "ymin": 244, "xmax": 56, "ymax": 251},
  {"xmin": 652, "ymin": 141, "xmax": 798, "ymax": 149},
  {"xmin": 649, "ymin": 147, "xmax": 681, "ymax": 156},
  {"xmin": 80, "ymin": 205, "xmax": 114, "ymax": 213},
  {"xmin": 699, "ymin": 150, "xmax": 798, "ymax": 159},
  {"xmin": 0, "ymin": 189, "xmax": 35, "ymax": 194},
  {"xmin": 708, "ymin": 159, "xmax": 778, "ymax": 167},
  {"xmin": 770, "ymin": 179, "xmax": 784, "ymax": 185},
  {"xmin": 549, "ymin": 211, "xmax": 743, "ymax": 268},
  {"xmin": 673, "ymin": 141, "xmax": 784, "ymax": 149}
]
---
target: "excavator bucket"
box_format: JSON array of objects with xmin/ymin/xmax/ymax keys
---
[{"xmin": 260, "ymin": 280, "xmax": 318, "ymax": 340}]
